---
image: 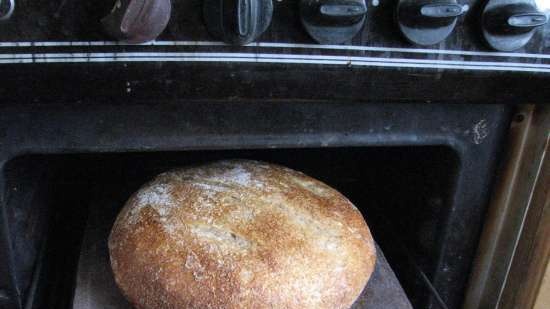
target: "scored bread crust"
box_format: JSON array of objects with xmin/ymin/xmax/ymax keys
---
[{"xmin": 109, "ymin": 160, "xmax": 376, "ymax": 309}]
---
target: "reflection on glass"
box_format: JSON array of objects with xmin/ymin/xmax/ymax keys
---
[{"xmin": 536, "ymin": 0, "xmax": 550, "ymax": 11}]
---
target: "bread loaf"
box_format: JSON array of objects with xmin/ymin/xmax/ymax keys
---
[{"xmin": 109, "ymin": 160, "xmax": 376, "ymax": 309}]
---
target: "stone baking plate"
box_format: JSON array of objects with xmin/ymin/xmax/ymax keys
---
[{"xmin": 72, "ymin": 194, "xmax": 413, "ymax": 309}]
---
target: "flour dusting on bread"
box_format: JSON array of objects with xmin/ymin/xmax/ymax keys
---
[{"xmin": 126, "ymin": 182, "xmax": 177, "ymax": 224}]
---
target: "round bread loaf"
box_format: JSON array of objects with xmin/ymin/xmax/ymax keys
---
[{"xmin": 109, "ymin": 160, "xmax": 376, "ymax": 309}]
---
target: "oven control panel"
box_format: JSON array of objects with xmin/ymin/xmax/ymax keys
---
[
  {"xmin": 0, "ymin": 0, "xmax": 548, "ymax": 104},
  {"xmin": 0, "ymin": 1, "xmax": 548, "ymax": 63}
]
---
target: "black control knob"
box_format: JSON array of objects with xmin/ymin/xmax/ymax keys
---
[
  {"xmin": 102, "ymin": 0, "xmax": 172, "ymax": 44},
  {"xmin": 482, "ymin": 0, "xmax": 548, "ymax": 51},
  {"xmin": 203, "ymin": 0, "xmax": 273, "ymax": 45},
  {"xmin": 397, "ymin": 0, "xmax": 469, "ymax": 46},
  {"xmin": 0, "ymin": 0, "xmax": 14, "ymax": 21},
  {"xmin": 300, "ymin": 0, "xmax": 367, "ymax": 44}
]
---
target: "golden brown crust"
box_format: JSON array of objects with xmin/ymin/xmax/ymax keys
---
[{"xmin": 109, "ymin": 160, "xmax": 376, "ymax": 309}]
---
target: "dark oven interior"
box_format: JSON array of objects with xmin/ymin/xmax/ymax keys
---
[
  {"xmin": 6, "ymin": 147, "xmax": 458, "ymax": 309},
  {"xmin": 0, "ymin": 102, "xmax": 512, "ymax": 309}
]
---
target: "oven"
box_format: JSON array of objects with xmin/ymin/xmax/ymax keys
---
[{"xmin": 0, "ymin": 1, "xmax": 548, "ymax": 309}]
